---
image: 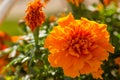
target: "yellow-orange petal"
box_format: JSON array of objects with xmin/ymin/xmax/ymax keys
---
[
  {"xmin": 63, "ymin": 65, "xmax": 80, "ymax": 78},
  {"xmin": 48, "ymin": 51, "xmax": 74, "ymax": 69},
  {"xmin": 80, "ymin": 63, "xmax": 93, "ymax": 74},
  {"xmin": 100, "ymin": 43, "xmax": 114, "ymax": 53},
  {"xmin": 48, "ymin": 53, "xmax": 60, "ymax": 67},
  {"xmin": 92, "ymin": 46, "xmax": 109, "ymax": 61},
  {"xmin": 58, "ymin": 13, "xmax": 74, "ymax": 27},
  {"xmin": 91, "ymin": 68, "xmax": 104, "ymax": 79},
  {"xmin": 86, "ymin": 60, "xmax": 102, "ymax": 72},
  {"xmin": 73, "ymin": 57, "xmax": 84, "ymax": 71}
]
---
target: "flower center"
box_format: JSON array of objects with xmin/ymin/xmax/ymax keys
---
[{"xmin": 68, "ymin": 35, "xmax": 93, "ymax": 57}]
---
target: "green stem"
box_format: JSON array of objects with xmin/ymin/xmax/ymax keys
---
[
  {"xmin": 33, "ymin": 27, "xmax": 39, "ymax": 48},
  {"xmin": 33, "ymin": 27, "xmax": 42, "ymax": 59}
]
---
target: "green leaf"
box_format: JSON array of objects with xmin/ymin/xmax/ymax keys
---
[{"xmin": 6, "ymin": 56, "xmax": 25, "ymax": 68}]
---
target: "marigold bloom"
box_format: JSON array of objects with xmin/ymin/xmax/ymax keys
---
[
  {"xmin": 114, "ymin": 57, "xmax": 120, "ymax": 65},
  {"xmin": 44, "ymin": 13, "xmax": 114, "ymax": 78},
  {"xmin": 25, "ymin": 0, "xmax": 45, "ymax": 31},
  {"xmin": 67, "ymin": 0, "xmax": 84, "ymax": 7}
]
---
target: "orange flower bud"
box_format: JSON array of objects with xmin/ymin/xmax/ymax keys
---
[{"xmin": 25, "ymin": 0, "xmax": 45, "ymax": 31}]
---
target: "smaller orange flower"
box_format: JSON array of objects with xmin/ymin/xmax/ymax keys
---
[
  {"xmin": 114, "ymin": 57, "xmax": 120, "ymax": 65},
  {"xmin": 25, "ymin": 0, "xmax": 45, "ymax": 31},
  {"xmin": 67, "ymin": 0, "xmax": 84, "ymax": 7}
]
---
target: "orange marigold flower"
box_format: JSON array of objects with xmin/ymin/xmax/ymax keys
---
[
  {"xmin": 67, "ymin": 0, "xmax": 84, "ymax": 7},
  {"xmin": 44, "ymin": 13, "xmax": 114, "ymax": 78},
  {"xmin": 25, "ymin": 0, "xmax": 45, "ymax": 31},
  {"xmin": 114, "ymin": 57, "xmax": 120, "ymax": 65}
]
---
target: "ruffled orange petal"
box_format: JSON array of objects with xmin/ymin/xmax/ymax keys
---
[
  {"xmin": 80, "ymin": 63, "xmax": 92, "ymax": 74},
  {"xmin": 58, "ymin": 13, "xmax": 74, "ymax": 27},
  {"xmin": 73, "ymin": 57, "xmax": 84, "ymax": 71},
  {"xmin": 92, "ymin": 46, "xmax": 109, "ymax": 61},
  {"xmin": 100, "ymin": 43, "xmax": 114, "ymax": 53},
  {"xmin": 63, "ymin": 65, "xmax": 80, "ymax": 78},
  {"xmin": 86, "ymin": 60, "xmax": 102, "ymax": 72},
  {"xmin": 91, "ymin": 68, "xmax": 104, "ymax": 79},
  {"xmin": 48, "ymin": 51, "xmax": 73, "ymax": 69}
]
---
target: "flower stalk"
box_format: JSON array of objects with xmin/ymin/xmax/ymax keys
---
[{"xmin": 33, "ymin": 27, "xmax": 39, "ymax": 49}]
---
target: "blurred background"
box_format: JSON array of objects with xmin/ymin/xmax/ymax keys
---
[
  {"xmin": 0, "ymin": 0, "xmax": 68, "ymax": 35},
  {"xmin": 0, "ymin": 0, "xmax": 120, "ymax": 35}
]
